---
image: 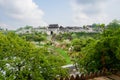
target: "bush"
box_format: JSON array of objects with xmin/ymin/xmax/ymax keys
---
[{"xmin": 0, "ymin": 32, "xmax": 68, "ymax": 80}]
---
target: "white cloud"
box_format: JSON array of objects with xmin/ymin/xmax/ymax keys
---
[
  {"xmin": 0, "ymin": 0, "xmax": 47, "ymax": 29},
  {"xmin": 70, "ymin": 0, "xmax": 120, "ymax": 26},
  {"xmin": 75, "ymin": 0, "xmax": 105, "ymax": 4}
]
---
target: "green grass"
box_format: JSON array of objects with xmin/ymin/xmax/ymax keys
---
[{"xmin": 55, "ymin": 48, "xmax": 71, "ymax": 64}]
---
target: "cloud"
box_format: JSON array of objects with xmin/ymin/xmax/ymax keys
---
[
  {"xmin": 76, "ymin": 0, "xmax": 105, "ymax": 4},
  {"xmin": 70, "ymin": 0, "xmax": 113, "ymax": 26},
  {"xmin": 0, "ymin": 0, "xmax": 47, "ymax": 29}
]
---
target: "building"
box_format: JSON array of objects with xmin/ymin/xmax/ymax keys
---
[
  {"xmin": 65, "ymin": 26, "xmax": 85, "ymax": 32},
  {"xmin": 16, "ymin": 24, "xmax": 96, "ymax": 35},
  {"xmin": 16, "ymin": 27, "xmax": 32, "ymax": 34},
  {"xmin": 47, "ymin": 24, "xmax": 59, "ymax": 35}
]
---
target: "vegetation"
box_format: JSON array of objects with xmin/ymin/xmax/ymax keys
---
[
  {"xmin": 78, "ymin": 20, "xmax": 120, "ymax": 73},
  {"xmin": 0, "ymin": 32, "xmax": 68, "ymax": 80},
  {"xmin": 0, "ymin": 19, "xmax": 120, "ymax": 79},
  {"xmin": 19, "ymin": 32, "xmax": 47, "ymax": 43},
  {"xmin": 55, "ymin": 48, "xmax": 71, "ymax": 64}
]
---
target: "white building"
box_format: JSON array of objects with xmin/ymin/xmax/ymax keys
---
[
  {"xmin": 47, "ymin": 24, "xmax": 59, "ymax": 35},
  {"xmin": 16, "ymin": 28, "xmax": 32, "ymax": 34},
  {"xmin": 16, "ymin": 24, "xmax": 96, "ymax": 35}
]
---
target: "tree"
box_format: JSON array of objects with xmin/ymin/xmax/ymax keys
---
[
  {"xmin": 78, "ymin": 21, "xmax": 120, "ymax": 73},
  {"xmin": 19, "ymin": 32, "xmax": 47, "ymax": 43},
  {"xmin": 0, "ymin": 32, "xmax": 68, "ymax": 80},
  {"xmin": 72, "ymin": 38, "xmax": 88, "ymax": 52},
  {"xmin": 107, "ymin": 19, "xmax": 120, "ymax": 29},
  {"xmin": 92, "ymin": 23, "xmax": 105, "ymax": 32},
  {"xmin": 24, "ymin": 25, "xmax": 33, "ymax": 29}
]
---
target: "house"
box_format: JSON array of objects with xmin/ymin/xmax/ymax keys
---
[
  {"xmin": 65, "ymin": 26, "xmax": 85, "ymax": 32},
  {"xmin": 16, "ymin": 24, "xmax": 96, "ymax": 35},
  {"xmin": 59, "ymin": 26, "xmax": 67, "ymax": 33},
  {"xmin": 84, "ymin": 25, "xmax": 95, "ymax": 33},
  {"xmin": 16, "ymin": 27, "xmax": 32, "ymax": 34},
  {"xmin": 47, "ymin": 24, "xmax": 59, "ymax": 35}
]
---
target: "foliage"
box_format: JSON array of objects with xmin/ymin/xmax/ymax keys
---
[
  {"xmin": 0, "ymin": 32, "xmax": 68, "ymax": 80},
  {"xmin": 53, "ymin": 32, "xmax": 72, "ymax": 41},
  {"xmin": 16, "ymin": 25, "xmax": 33, "ymax": 32},
  {"xmin": 54, "ymin": 32, "xmax": 98, "ymax": 42},
  {"xmin": 24, "ymin": 25, "xmax": 33, "ymax": 29},
  {"xmin": 91, "ymin": 23, "xmax": 105, "ymax": 32},
  {"xmin": 71, "ymin": 38, "xmax": 92, "ymax": 52},
  {"xmin": 55, "ymin": 48, "xmax": 71, "ymax": 64},
  {"xmin": 78, "ymin": 20, "xmax": 120, "ymax": 73},
  {"xmin": 107, "ymin": 19, "xmax": 120, "ymax": 29},
  {"xmin": 19, "ymin": 32, "xmax": 47, "ymax": 43}
]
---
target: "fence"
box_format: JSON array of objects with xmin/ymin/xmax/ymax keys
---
[{"xmin": 55, "ymin": 69, "xmax": 108, "ymax": 80}]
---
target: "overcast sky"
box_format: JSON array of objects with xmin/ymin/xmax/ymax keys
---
[{"xmin": 0, "ymin": 0, "xmax": 120, "ymax": 30}]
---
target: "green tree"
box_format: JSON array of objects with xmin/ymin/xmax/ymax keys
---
[
  {"xmin": 0, "ymin": 32, "xmax": 68, "ymax": 80},
  {"xmin": 24, "ymin": 25, "xmax": 33, "ymax": 29},
  {"xmin": 78, "ymin": 20, "xmax": 120, "ymax": 73}
]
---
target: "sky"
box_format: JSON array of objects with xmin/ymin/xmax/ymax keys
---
[{"xmin": 0, "ymin": 0, "xmax": 120, "ymax": 30}]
